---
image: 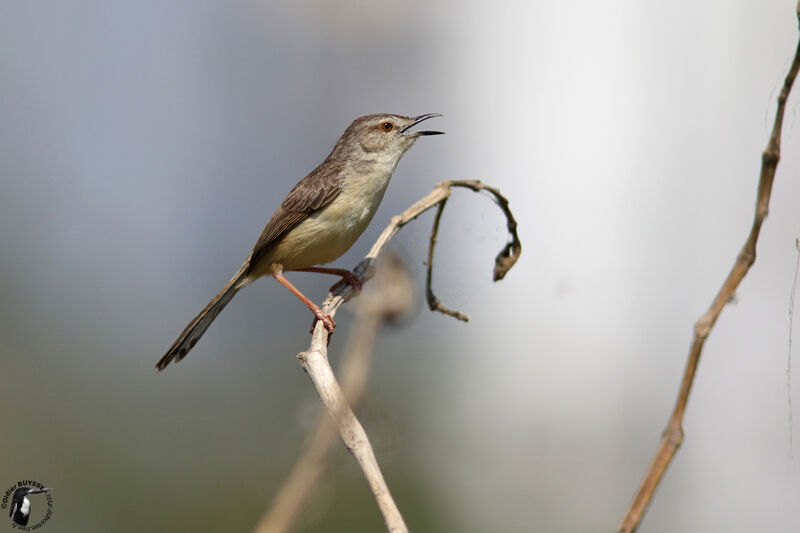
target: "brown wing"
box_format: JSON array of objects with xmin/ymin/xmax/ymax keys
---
[{"xmin": 248, "ymin": 160, "xmax": 343, "ymax": 267}]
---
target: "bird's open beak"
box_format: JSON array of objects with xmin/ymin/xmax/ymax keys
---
[{"xmin": 401, "ymin": 113, "xmax": 444, "ymax": 136}]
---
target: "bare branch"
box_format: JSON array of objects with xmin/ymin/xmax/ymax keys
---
[
  {"xmin": 265, "ymin": 180, "xmax": 519, "ymax": 532},
  {"xmin": 617, "ymin": 22, "xmax": 800, "ymax": 533},
  {"xmin": 294, "ymin": 336, "xmax": 407, "ymax": 532},
  {"xmin": 254, "ymin": 254, "xmax": 414, "ymax": 533}
]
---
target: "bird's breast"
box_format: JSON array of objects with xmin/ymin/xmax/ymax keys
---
[{"xmin": 262, "ymin": 166, "xmax": 393, "ymax": 271}]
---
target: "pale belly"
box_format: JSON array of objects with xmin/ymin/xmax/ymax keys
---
[{"xmin": 252, "ymin": 192, "xmax": 383, "ymax": 274}]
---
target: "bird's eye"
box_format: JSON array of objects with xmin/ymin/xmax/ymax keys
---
[{"xmin": 382, "ymin": 122, "xmax": 394, "ymax": 132}]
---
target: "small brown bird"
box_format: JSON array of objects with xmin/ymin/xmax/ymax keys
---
[{"xmin": 156, "ymin": 113, "xmax": 442, "ymax": 371}]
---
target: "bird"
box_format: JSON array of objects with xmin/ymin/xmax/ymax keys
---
[
  {"xmin": 156, "ymin": 113, "xmax": 443, "ymax": 371},
  {"xmin": 9, "ymin": 486, "xmax": 50, "ymax": 526}
]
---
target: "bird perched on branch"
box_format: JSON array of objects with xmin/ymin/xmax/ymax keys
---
[{"xmin": 157, "ymin": 113, "xmax": 443, "ymax": 371}]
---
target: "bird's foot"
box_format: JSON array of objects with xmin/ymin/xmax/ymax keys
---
[
  {"xmin": 309, "ymin": 310, "xmax": 336, "ymax": 336},
  {"xmin": 330, "ymin": 271, "xmax": 362, "ymax": 295}
]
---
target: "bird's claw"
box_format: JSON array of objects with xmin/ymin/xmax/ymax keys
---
[
  {"xmin": 330, "ymin": 271, "xmax": 362, "ymax": 295},
  {"xmin": 309, "ymin": 311, "xmax": 336, "ymax": 336}
]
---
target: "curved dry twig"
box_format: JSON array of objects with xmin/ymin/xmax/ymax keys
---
[
  {"xmin": 425, "ymin": 198, "xmax": 469, "ymax": 322},
  {"xmin": 423, "ymin": 180, "xmax": 521, "ymax": 321},
  {"xmin": 617, "ymin": 13, "xmax": 800, "ymax": 533},
  {"xmin": 266, "ymin": 179, "xmax": 519, "ymax": 532}
]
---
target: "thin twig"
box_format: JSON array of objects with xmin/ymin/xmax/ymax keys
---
[
  {"xmin": 277, "ymin": 180, "xmax": 519, "ymax": 532},
  {"xmin": 253, "ymin": 254, "xmax": 413, "ymax": 533},
  {"xmin": 425, "ymin": 198, "xmax": 470, "ymax": 321},
  {"xmin": 618, "ymin": 15, "xmax": 800, "ymax": 533}
]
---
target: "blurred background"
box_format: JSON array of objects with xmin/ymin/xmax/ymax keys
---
[{"xmin": 1, "ymin": 1, "xmax": 799, "ymax": 531}]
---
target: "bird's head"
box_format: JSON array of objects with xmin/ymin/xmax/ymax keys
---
[
  {"xmin": 12, "ymin": 486, "xmax": 50, "ymax": 501},
  {"xmin": 334, "ymin": 113, "xmax": 443, "ymax": 161}
]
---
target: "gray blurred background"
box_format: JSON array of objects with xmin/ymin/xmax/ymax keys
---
[{"xmin": 1, "ymin": 1, "xmax": 799, "ymax": 531}]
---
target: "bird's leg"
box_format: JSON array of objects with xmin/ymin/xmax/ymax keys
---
[
  {"xmin": 295, "ymin": 266, "xmax": 363, "ymax": 295},
  {"xmin": 272, "ymin": 268, "xmax": 336, "ymax": 334}
]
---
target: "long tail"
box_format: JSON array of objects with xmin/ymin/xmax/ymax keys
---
[{"xmin": 156, "ymin": 263, "xmax": 250, "ymax": 371}]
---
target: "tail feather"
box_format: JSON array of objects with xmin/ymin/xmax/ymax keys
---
[{"xmin": 156, "ymin": 263, "xmax": 250, "ymax": 371}]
